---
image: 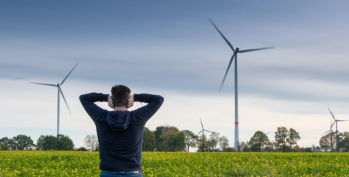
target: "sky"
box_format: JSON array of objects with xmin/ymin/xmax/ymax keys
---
[{"xmin": 1, "ymin": 0, "xmax": 349, "ymax": 150}]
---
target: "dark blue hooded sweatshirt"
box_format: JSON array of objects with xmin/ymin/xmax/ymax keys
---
[{"xmin": 79, "ymin": 93, "xmax": 164, "ymax": 172}]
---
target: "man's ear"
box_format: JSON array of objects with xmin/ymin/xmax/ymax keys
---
[{"xmin": 125, "ymin": 95, "xmax": 131, "ymax": 108}]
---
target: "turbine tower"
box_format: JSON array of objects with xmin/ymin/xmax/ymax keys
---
[
  {"xmin": 197, "ymin": 117, "xmax": 212, "ymax": 151},
  {"xmin": 30, "ymin": 63, "xmax": 78, "ymax": 137},
  {"xmin": 209, "ymin": 19, "xmax": 274, "ymax": 150},
  {"xmin": 327, "ymin": 107, "xmax": 348, "ymax": 151}
]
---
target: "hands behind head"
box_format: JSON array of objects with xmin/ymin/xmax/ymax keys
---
[
  {"xmin": 108, "ymin": 95, "xmax": 134, "ymax": 109},
  {"xmin": 108, "ymin": 95, "xmax": 114, "ymax": 108},
  {"xmin": 127, "ymin": 95, "xmax": 134, "ymax": 108}
]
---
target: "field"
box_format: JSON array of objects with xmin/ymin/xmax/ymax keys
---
[{"xmin": 0, "ymin": 151, "xmax": 349, "ymax": 176}]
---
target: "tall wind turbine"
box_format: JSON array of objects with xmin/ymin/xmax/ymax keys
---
[
  {"xmin": 209, "ymin": 19, "xmax": 274, "ymax": 150},
  {"xmin": 327, "ymin": 107, "xmax": 348, "ymax": 151},
  {"xmin": 197, "ymin": 117, "xmax": 212, "ymax": 151},
  {"xmin": 30, "ymin": 63, "xmax": 78, "ymax": 137}
]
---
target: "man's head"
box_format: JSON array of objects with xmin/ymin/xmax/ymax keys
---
[{"xmin": 111, "ymin": 85, "xmax": 131, "ymax": 108}]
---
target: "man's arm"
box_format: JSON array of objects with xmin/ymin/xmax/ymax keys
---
[
  {"xmin": 133, "ymin": 94, "xmax": 164, "ymax": 122},
  {"xmin": 79, "ymin": 93, "xmax": 109, "ymax": 122}
]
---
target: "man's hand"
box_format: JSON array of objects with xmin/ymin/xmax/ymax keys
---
[
  {"xmin": 108, "ymin": 95, "xmax": 114, "ymax": 108},
  {"xmin": 127, "ymin": 95, "xmax": 134, "ymax": 108}
]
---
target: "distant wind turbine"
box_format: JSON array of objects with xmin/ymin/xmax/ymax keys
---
[
  {"xmin": 197, "ymin": 117, "xmax": 212, "ymax": 151},
  {"xmin": 30, "ymin": 63, "xmax": 78, "ymax": 137},
  {"xmin": 209, "ymin": 19, "xmax": 274, "ymax": 150},
  {"xmin": 327, "ymin": 107, "xmax": 348, "ymax": 151}
]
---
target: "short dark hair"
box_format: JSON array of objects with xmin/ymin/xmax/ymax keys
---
[{"xmin": 111, "ymin": 85, "xmax": 131, "ymax": 107}]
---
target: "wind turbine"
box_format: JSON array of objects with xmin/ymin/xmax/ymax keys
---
[
  {"xmin": 197, "ymin": 117, "xmax": 212, "ymax": 151},
  {"xmin": 209, "ymin": 19, "xmax": 274, "ymax": 150},
  {"xmin": 30, "ymin": 63, "xmax": 78, "ymax": 137},
  {"xmin": 327, "ymin": 107, "xmax": 348, "ymax": 151}
]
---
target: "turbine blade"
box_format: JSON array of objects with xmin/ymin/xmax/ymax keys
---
[
  {"xmin": 331, "ymin": 121, "xmax": 335, "ymax": 129},
  {"xmin": 219, "ymin": 53, "xmax": 236, "ymax": 91},
  {"xmin": 327, "ymin": 107, "xmax": 336, "ymax": 121},
  {"xmin": 322, "ymin": 130, "xmax": 331, "ymax": 135},
  {"xmin": 239, "ymin": 46, "xmax": 274, "ymax": 53},
  {"xmin": 266, "ymin": 132, "xmax": 272, "ymax": 134},
  {"xmin": 59, "ymin": 87, "xmax": 71, "ymax": 114},
  {"xmin": 200, "ymin": 117, "xmax": 203, "ymax": 129},
  {"xmin": 197, "ymin": 130, "xmax": 203, "ymax": 136},
  {"xmin": 29, "ymin": 82, "xmax": 57, "ymax": 87},
  {"xmin": 337, "ymin": 120, "xmax": 349, "ymax": 122},
  {"xmin": 209, "ymin": 19, "xmax": 235, "ymax": 52},
  {"xmin": 204, "ymin": 130, "xmax": 212, "ymax": 133},
  {"xmin": 60, "ymin": 62, "xmax": 78, "ymax": 85}
]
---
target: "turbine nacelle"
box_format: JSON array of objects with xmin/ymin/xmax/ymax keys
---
[{"xmin": 235, "ymin": 48, "xmax": 239, "ymax": 53}]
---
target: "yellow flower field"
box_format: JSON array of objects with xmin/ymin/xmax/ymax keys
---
[{"xmin": 0, "ymin": 151, "xmax": 349, "ymax": 176}]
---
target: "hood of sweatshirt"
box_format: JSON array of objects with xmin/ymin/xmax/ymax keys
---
[{"xmin": 106, "ymin": 111, "xmax": 131, "ymax": 131}]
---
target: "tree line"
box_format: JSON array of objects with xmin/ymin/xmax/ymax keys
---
[
  {"xmin": 142, "ymin": 125, "xmax": 230, "ymax": 152},
  {"xmin": 2, "ymin": 126, "xmax": 348, "ymax": 152},
  {"xmin": 0, "ymin": 134, "xmax": 75, "ymax": 151}
]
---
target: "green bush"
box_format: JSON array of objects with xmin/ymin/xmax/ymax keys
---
[
  {"xmin": 76, "ymin": 147, "xmax": 88, "ymax": 151},
  {"xmin": 2, "ymin": 145, "xmax": 9, "ymax": 151}
]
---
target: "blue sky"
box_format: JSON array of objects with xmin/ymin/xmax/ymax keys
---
[{"xmin": 1, "ymin": 0, "xmax": 349, "ymax": 149}]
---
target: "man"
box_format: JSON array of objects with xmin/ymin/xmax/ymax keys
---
[{"xmin": 79, "ymin": 85, "xmax": 164, "ymax": 176}]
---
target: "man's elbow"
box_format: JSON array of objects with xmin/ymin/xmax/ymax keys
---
[
  {"xmin": 158, "ymin": 95, "xmax": 164, "ymax": 103},
  {"xmin": 79, "ymin": 94, "xmax": 86, "ymax": 102}
]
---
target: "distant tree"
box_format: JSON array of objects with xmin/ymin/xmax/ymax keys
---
[
  {"xmin": 207, "ymin": 132, "xmax": 220, "ymax": 151},
  {"xmin": 223, "ymin": 146, "xmax": 235, "ymax": 152},
  {"xmin": 275, "ymin": 127, "xmax": 288, "ymax": 152},
  {"xmin": 304, "ymin": 147, "xmax": 312, "ymax": 152},
  {"xmin": 249, "ymin": 131, "xmax": 269, "ymax": 152},
  {"xmin": 166, "ymin": 131, "xmax": 185, "ymax": 151},
  {"xmin": 219, "ymin": 136, "xmax": 229, "ymax": 150},
  {"xmin": 156, "ymin": 125, "xmax": 181, "ymax": 151},
  {"xmin": 292, "ymin": 145, "xmax": 301, "ymax": 152},
  {"xmin": 320, "ymin": 132, "xmax": 336, "ymax": 151},
  {"xmin": 319, "ymin": 134, "xmax": 330, "ymax": 152},
  {"xmin": 143, "ymin": 127, "xmax": 156, "ymax": 151},
  {"xmin": 7, "ymin": 138, "xmax": 16, "ymax": 150},
  {"xmin": 337, "ymin": 132, "xmax": 349, "ymax": 152},
  {"xmin": 182, "ymin": 130, "xmax": 198, "ymax": 152},
  {"xmin": 84, "ymin": 135, "xmax": 98, "ymax": 151},
  {"xmin": 12, "ymin": 135, "xmax": 35, "ymax": 150},
  {"xmin": 95, "ymin": 144, "xmax": 99, "ymax": 151},
  {"xmin": 57, "ymin": 134, "xmax": 74, "ymax": 150},
  {"xmin": 76, "ymin": 147, "xmax": 88, "ymax": 151},
  {"xmin": 154, "ymin": 126, "xmax": 164, "ymax": 150},
  {"xmin": 263, "ymin": 141, "xmax": 274, "ymax": 152},
  {"xmin": 287, "ymin": 128, "xmax": 301, "ymax": 148},
  {"xmin": 275, "ymin": 127, "xmax": 301, "ymax": 152},
  {"xmin": 0, "ymin": 137, "xmax": 10, "ymax": 149},
  {"xmin": 2, "ymin": 145, "xmax": 9, "ymax": 150},
  {"xmin": 197, "ymin": 135, "xmax": 208, "ymax": 152},
  {"xmin": 238, "ymin": 141, "xmax": 250, "ymax": 152},
  {"xmin": 36, "ymin": 134, "xmax": 74, "ymax": 150},
  {"xmin": 36, "ymin": 135, "xmax": 57, "ymax": 150}
]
